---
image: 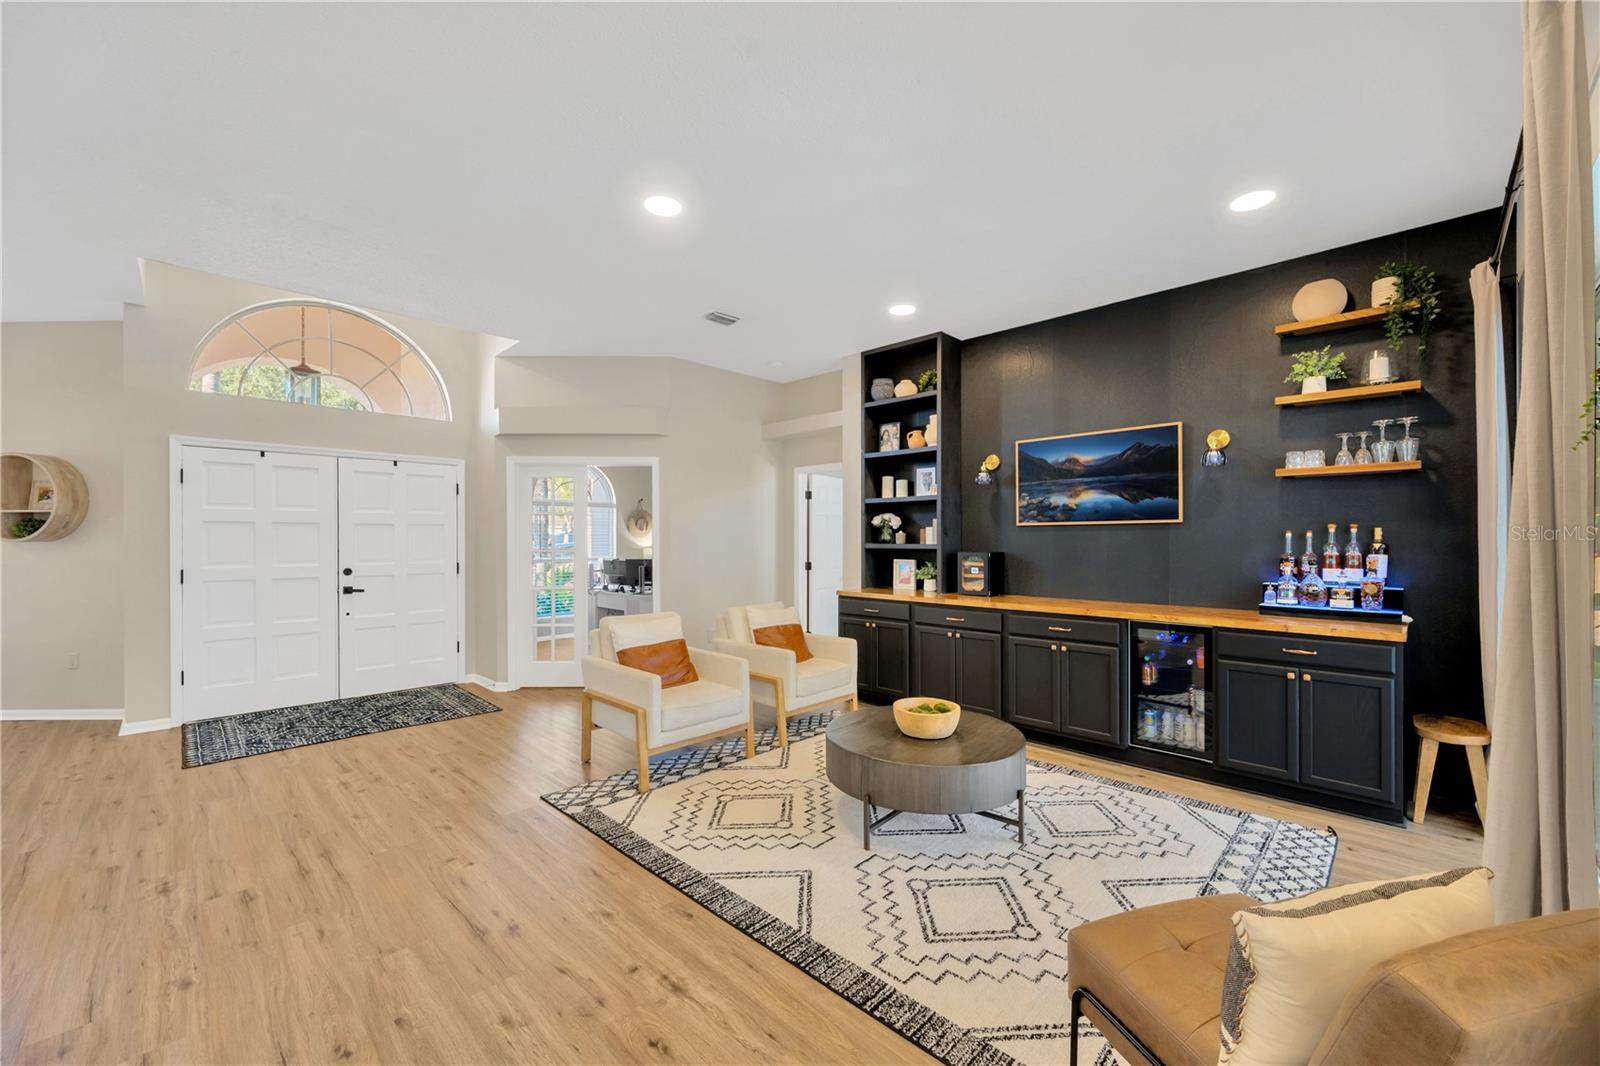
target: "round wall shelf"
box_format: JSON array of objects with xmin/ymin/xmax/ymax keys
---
[{"xmin": 1, "ymin": 453, "xmax": 88, "ymax": 541}]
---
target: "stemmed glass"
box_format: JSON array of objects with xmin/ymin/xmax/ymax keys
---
[
  {"xmin": 1371, "ymin": 419, "xmax": 1395, "ymax": 463},
  {"xmin": 1334, "ymin": 432, "xmax": 1354, "ymax": 466},
  {"xmin": 1396, "ymin": 416, "xmax": 1420, "ymax": 462},
  {"xmin": 1354, "ymin": 430, "xmax": 1374, "ymax": 464}
]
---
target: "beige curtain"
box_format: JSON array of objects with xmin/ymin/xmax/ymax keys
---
[
  {"xmin": 1470, "ymin": 261, "xmax": 1509, "ymax": 717},
  {"xmin": 1483, "ymin": 0, "xmax": 1598, "ymax": 920}
]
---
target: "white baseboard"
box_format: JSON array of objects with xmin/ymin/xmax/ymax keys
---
[
  {"xmin": 0, "ymin": 708, "xmax": 123, "ymax": 722},
  {"xmin": 464, "ymin": 674, "xmax": 518, "ymax": 693},
  {"xmin": 119, "ymin": 717, "xmax": 175, "ymax": 736}
]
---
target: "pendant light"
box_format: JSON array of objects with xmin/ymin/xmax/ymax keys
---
[{"xmin": 288, "ymin": 305, "xmax": 322, "ymax": 379}]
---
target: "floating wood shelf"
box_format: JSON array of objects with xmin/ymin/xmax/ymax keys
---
[
  {"xmin": 1275, "ymin": 380, "xmax": 1424, "ymax": 407},
  {"xmin": 1275, "ymin": 461, "xmax": 1422, "ymax": 479},
  {"xmin": 864, "ymin": 446, "xmax": 939, "ymax": 460},
  {"xmin": 1, "ymin": 453, "xmax": 88, "ymax": 541},
  {"xmin": 1275, "ymin": 301, "xmax": 1418, "ymax": 337}
]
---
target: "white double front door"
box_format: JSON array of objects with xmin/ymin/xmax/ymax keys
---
[{"xmin": 179, "ymin": 446, "xmax": 460, "ymax": 721}]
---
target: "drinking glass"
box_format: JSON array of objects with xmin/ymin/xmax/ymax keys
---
[
  {"xmin": 1354, "ymin": 430, "xmax": 1374, "ymax": 464},
  {"xmin": 1371, "ymin": 419, "xmax": 1395, "ymax": 463},
  {"xmin": 1334, "ymin": 433, "xmax": 1354, "ymax": 466},
  {"xmin": 1397, "ymin": 416, "xmax": 1420, "ymax": 462},
  {"xmin": 1284, "ymin": 450, "xmax": 1303, "ymax": 468},
  {"xmin": 1305, "ymin": 448, "xmax": 1326, "ymax": 467}
]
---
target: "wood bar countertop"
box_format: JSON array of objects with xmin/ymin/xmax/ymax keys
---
[{"xmin": 840, "ymin": 589, "xmax": 1409, "ymax": 644}]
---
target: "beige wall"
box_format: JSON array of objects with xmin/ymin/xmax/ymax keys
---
[
  {"xmin": 119, "ymin": 262, "xmax": 504, "ymax": 723},
  {"xmin": 0, "ymin": 322, "xmax": 126, "ymax": 710},
  {"xmin": 770, "ymin": 369, "xmax": 846, "ymax": 607},
  {"xmin": 600, "ymin": 464, "xmax": 654, "ymax": 558}
]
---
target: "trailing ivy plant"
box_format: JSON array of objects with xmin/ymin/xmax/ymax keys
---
[
  {"xmin": 1376, "ymin": 260, "xmax": 1442, "ymax": 362},
  {"xmin": 1283, "ymin": 345, "xmax": 1348, "ymax": 385},
  {"xmin": 1575, "ymin": 361, "xmax": 1599, "ymax": 451}
]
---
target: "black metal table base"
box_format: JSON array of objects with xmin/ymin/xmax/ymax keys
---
[{"xmin": 861, "ymin": 788, "xmax": 1026, "ymax": 849}]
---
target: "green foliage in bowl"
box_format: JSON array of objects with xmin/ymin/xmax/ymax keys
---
[{"xmin": 906, "ymin": 702, "xmax": 956, "ymax": 715}]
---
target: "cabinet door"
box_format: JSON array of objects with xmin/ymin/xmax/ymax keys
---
[
  {"xmin": 954, "ymin": 630, "xmax": 1002, "ymax": 717},
  {"xmin": 1217, "ymin": 658, "xmax": 1300, "ymax": 783},
  {"xmin": 872, "ymin": 620, "xmax": 910, "ymax": 701},
  {"xmin": 1006, "ymin": 636, "xmax": 1060, "ymax": 731},
  {"xmin": 913, "ymin": 625, "xmax": 957, "ymax": 701},
  {"xmin": 1060, "ymin": 641, "xmax": 1122, "ymax": 746},
  {"xmin": 1300, "ymin": 668, "xmax": 1397, "ymax": 803},
  {"xmin": 840, "ymin": 617, "xmax": 876, "ymax": 692}
]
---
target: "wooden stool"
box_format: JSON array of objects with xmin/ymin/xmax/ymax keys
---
[{"xmin": 1412, "ymin": 715, "xmax": 1490, "ymax": 825}]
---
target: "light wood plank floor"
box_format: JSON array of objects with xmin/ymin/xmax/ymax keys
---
[{"xmin": 1, "ymin": 689, "xmax": 1482, "ymax": 1065}]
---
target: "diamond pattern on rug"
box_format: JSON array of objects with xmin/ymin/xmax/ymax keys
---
[
  {"xmin": 543, "ymin": 718, "xmax": 1338, "ymax": 1066},
  {"xmin": 182, "ymin": 683, "xmax": 499, "ymax": 767}
]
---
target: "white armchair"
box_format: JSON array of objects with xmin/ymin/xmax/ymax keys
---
[
  {"xmin": 713, "ymin": 603, "xmax": 858, "ymax": 746},
  {"xmin": 581, "ymin": 611, "xmax": 753, "ymax": 793}
]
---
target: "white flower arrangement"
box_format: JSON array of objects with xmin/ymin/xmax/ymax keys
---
[{"xmin": 871, "ymin": 512, "xmax": 902, "ymax": 541}]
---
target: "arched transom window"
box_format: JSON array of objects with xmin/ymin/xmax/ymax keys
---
[{"xmin": 189, "ymin": 299, "xmax": 451, "ymax": 420}]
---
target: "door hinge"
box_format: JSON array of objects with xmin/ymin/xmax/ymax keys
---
[
  {"xmin": 804, "ymin": 490, "xmax": 813, "ymax": 500},
  {"xmin": 259, "ymin": 450, "xmax": 266, "ymax": 458},
  {"xmin": 179, "ymin": 569, "xmax": 184, "ymax": 585},
  {"xmin": 456, "ymin": 562, "xmax": 461, "ymax": 574},
  {"xmin": 456, "ymin": 483, "xmax": 460, "ymax": 496},
  {"xmin": 178, "ymin": 468, "xmax": 184, "ymax": 484},
  {"xmin": 804, "ymin": 561, "xmax": 813, "ymax": 571},
  {"xmin": 180, "ymin": 670, "xmax": 185, "ymax": 686},
  {"xmin": 457, "ymin": 641, "xmax": 461, "ymax": 653}
]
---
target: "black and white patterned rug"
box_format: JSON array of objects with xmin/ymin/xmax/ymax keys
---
[
  {"xmin": 182, "ymin": 683, "xmax": 500, "ymax": 767},
  {"xmin": 543, "ymin": 710, "xmax": 1337, "ymax": 1066}
]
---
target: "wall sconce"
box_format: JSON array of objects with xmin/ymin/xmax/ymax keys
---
[
  {"xmin": 975, "ymin": 453, "xmax": 1001, "ymax": 485},
  {"xmin": 1202, "ymin": 429, "xmax": 1231, "ymax": 467}
]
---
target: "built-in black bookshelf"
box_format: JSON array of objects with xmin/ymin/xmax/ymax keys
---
[{"xmin": 859, "ymin": 332, "xmax": 962, "ymax": 591}]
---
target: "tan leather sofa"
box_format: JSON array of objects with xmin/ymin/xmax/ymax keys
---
[{"xmin": 1066, "ymin": 896, "xmax": 1599, "ymax": 1066}]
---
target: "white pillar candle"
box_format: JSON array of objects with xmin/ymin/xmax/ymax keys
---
[
  {"xmin": 880, "ymin": 475, "xmax": 895, "ymax": 498},
  {"xmin": 895, "ymin": 479, "xmax": 910, "ymax": 498},
  {"xmin": 1367, "ymin": 351, "xmax": 1391, "ymax": 382}
]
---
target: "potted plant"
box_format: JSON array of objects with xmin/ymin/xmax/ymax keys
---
[
  {"xmin": 1284, "ymin": 344, "xmax": 1348, "ymax": 394},
  {"xmin": 1375, "ymin": 261, "xmax": 1441, "ymax": 363},
  {"xmin": 871, "ymin": 512, "xmax": 902, "ymax": 543},
  {"xmin": 915, "ymin": 562, "xmax": 938, "ymax": 594},
  {"xmin": 916, "ymin": 369, "xmax": 938, "ymax": 392}
]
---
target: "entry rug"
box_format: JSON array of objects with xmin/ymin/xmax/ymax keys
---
[
  {"xmin": 182, "ymin": 683, "xmax": 500, "ymax": 767},
  {"xmin": 543, "ymin": 720, "xmax": 1337, "ymax": 1066}
]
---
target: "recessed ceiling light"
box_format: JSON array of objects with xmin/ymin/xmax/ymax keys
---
[
  {"xmin": 888, "ymin": 304, "xmax": 917, "ymax": 317},
  {"xmin": 1229, "ymin": 189, "xmax": 1277, "ymax": 213},
  {"xmin": 642, "ymin": 195, "xmax": 683, "ymax": 217},
  {"xmin": 769, "ymin": 360, "xmax": 785, "ymax": 368}
]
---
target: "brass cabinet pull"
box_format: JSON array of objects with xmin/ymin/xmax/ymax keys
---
[
  {"xmin": 955, "ymin": 632, "xmax": 962, "ymax": 640},
  {"xmin": 1050, "ymin": 644, "xmax": 1058, "ymax": 652},
  {"xmin": 1281, "ymin": 647, "xmax": 1318, "ymax": 656},
  {"xmin": 945, "ymin": 630, "xmax": 952, "ymax": 638},
  {"xmin": 1048, "ymin": 625, "xmax": 1072, "ymax": 633},
  {"xmin": 1302, "ymin": 672, "xmax": 1311, "ymax": 682},
  {"xmin": 863, "ymin": 607, "xmax": 881, "ymax": 614},
  {"xmin": 944, "ymin": 616, "xmax": 966, "ymax": 622},
  {"xmin": 1285, "ymin": 671, "xmax": 1296, "ymax": 679}
]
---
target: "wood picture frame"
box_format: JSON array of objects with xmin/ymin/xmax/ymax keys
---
[{"xmin": 1015, "ymin": 421, "xmax": 1183, "ymax": 526}]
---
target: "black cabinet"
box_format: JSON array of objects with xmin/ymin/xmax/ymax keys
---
[
  {"xmin": 1003, "ymin": 634, "xmax": 1122, "ymax": 744},
  {"xmin": 838, "ymin": 602, "xmax": 909, "ymax": 701},
  {"xmin": 1300, "ymin": 668, "xmax": 1397, "ymax": 804},
  {"xmin": 1217, "ymin": 658, "xmax": 1301, "ymax": 783},
  {"xmin": 913, "ymin": 624, "xmax": 1001, "ymax": 716},
  {"xmin": 840, "ymin": 617, "xmax": 873, "ymax": 690}
]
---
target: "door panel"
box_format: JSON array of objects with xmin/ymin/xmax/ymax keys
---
[
  {"xmin": 1300, "ymin": 669, "xmax": 1397, "ymax": 802},
  {"xmin": 872, "ymin": 620, "xmax": 910, "ymax": 700},
  {"xmin": 1006, "ymin": 636, "xmax": 1060, "ymax": 731},
  {"xmin": 954, "ymin": 630, "xmax": 1002, "ymax": 717},
  {"xmin": 181, "ymin": 447, "xmax": 338, "ymax": 720},
  {"xmin": 840, "ymin": 617, "xmax": 875, "ymax": 691},
  {"xmin": 1217, "ymin": 658, "xmax": 1300, "ymax": 782},
  {"xmin": 805, "ymin": 472, "xmax": 844, "ymax": 636},
  {"xmin": 338, "ymin": 458, "xmax": 460, "ymax": 698},
  {"xmin": 510, "ymin": 466, "xmax": 589, "ymax": 687},
  {"xmin": 913, "ymin": 625, "xmax": 956, "ymax": 701},
  {"xmin": 1061, "ymin": 641, "xmax": 1121, "ymax": 745}
]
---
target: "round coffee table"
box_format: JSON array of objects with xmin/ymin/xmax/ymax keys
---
[{"xmin": 825, "ymin": 708, "xmax": 1028, "ymax": 849}]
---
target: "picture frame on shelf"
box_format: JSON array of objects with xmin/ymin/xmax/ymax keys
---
[
  {"xmin": 891, "ymin": 558, "xmax": 916, "ymax": 594},
  {"xmin": 878, "ymin": 422, "xmax": 901, "ymax": 452},
  {"xmin": 912, "ymin": 465, "xmax": 937, "ymax": 497}
]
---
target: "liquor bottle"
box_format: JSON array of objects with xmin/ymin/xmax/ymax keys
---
[
  {"xmin": 1344, "ymin": 523, "xmax": 1364, "ymax": 584},
  {"xmin": 1299, "ymin": 530, "xmax": 1318, "ymax": 581},
  {"xmin": 1365, "ymin": 526, "xmax": 1389, "ymax": 583},
  {"xmin": 1275, "ymin": 559, "xmax": 1301, "ymax": 606},
  {"xmin": 1300, "ymin": 561, "xmax": 1328, "ymax": 607},
  {"xmin": 1279, "ymin": 530, "xmax": 1296, "ymax": 577},
  {"xmin": 1321, "ymin": 524, "xmax": 1341, "ymax": 583}
]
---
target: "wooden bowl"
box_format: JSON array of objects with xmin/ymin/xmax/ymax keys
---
[{"xmin": 892, "ymin": 697, "xmax": 962, "ymax": 740}]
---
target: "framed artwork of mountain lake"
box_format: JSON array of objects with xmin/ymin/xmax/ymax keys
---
[{"xmin": 1015, "ymin": 421, "xmax": 1183, "ymax": 526}]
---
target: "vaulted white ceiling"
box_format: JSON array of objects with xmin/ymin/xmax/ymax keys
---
[{"xmin": 2, "ymin": 3, "xmax": 1520, "ymax": 381}]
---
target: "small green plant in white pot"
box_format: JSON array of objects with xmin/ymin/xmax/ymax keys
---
[
  {"xmin": 915, "ymin": 562, "xmax": 938, "ymax": 594},
  {"xmin": 1285, "ymin": 345, "xmax": 1348, "ymax": 394}
]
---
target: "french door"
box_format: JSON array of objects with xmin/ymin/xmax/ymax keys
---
[
  {"xmin": 178, "ymin": 444, "xmax": 460, "ymax": 722},
  {"xmin": 509, "ymin": 465, "xmax": 588, "ymax": 687}
]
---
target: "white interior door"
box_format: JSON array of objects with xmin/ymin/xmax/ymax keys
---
[
  {"xmin": 510, "ymin": 466, "xmax": 587, "ymax": 687},
  {"xmin": 338, "ymin": 458, "xmax": 460, "ymax": 698},
  {"xmin": 803, "ymin": 469, "xmax": 845, "ymax": 635},
  {"xmin": 181, "ymin": 446, "xmax": 339, "ymax": 720}
]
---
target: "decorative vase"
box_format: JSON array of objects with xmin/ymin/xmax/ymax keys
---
[
  {"xmin": 870, "ymin": 378, "xmax": 895, "ymax": 401},
  {"xmin": 893, "ymin": 379, "xmax": 918, "ymax": 397},
  {"xmin": 878, "ymin": 525, "xmax": 893, "ymax": 542},
  {"xmin": 1301, "ymin": 375, "xmax": 1328, "ymax": 395},
  {"xmin": 924, "ymin": 415, "xmax": 939, "ymax": 447},
  {"xmin": 1291, "ymin": 279, "xmax": 1351, "ymax": 321},
  {"xmin": 905, "ymin": 429, "xmax": 926, "ymax": 449},
  {"xmin": 922, "ymin": 578, "xmax": 937, "ymax": 594},
  {"xmin": 1371, "ymin": 276, "xmax": 1401, "ymax": 307}
]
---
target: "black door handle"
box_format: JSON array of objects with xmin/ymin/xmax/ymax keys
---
[{"xmin": 342, "ymin": 586, "xmax": 365, "ymax": 594}]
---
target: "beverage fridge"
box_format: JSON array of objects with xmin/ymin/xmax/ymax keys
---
[{"xmin": 1130, "ymin": 624, "xmax": 1214, "ymax": 762}]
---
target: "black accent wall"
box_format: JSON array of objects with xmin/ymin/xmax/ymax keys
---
[{"xmin": 959, "ymin": 210, "xmax": 1496, "ymax": 805}]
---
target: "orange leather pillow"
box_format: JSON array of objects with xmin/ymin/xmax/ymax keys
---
[
  {"xmin": 617, "ymin": 638, "xmax": 700, "ymax": 688},
  {"xmin": 754, "ymin": 623, "xmax": 813, "ymax": 663}
]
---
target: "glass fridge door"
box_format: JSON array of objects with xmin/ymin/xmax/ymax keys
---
[{"xmin": 1130, "ymin": 625, "xmax": 1213, "ymax": 760}]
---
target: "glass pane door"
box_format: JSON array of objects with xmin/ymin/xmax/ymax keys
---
[{"xmin": 512, "ymin": 466, "xmax": 586, "ymax": 686}]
